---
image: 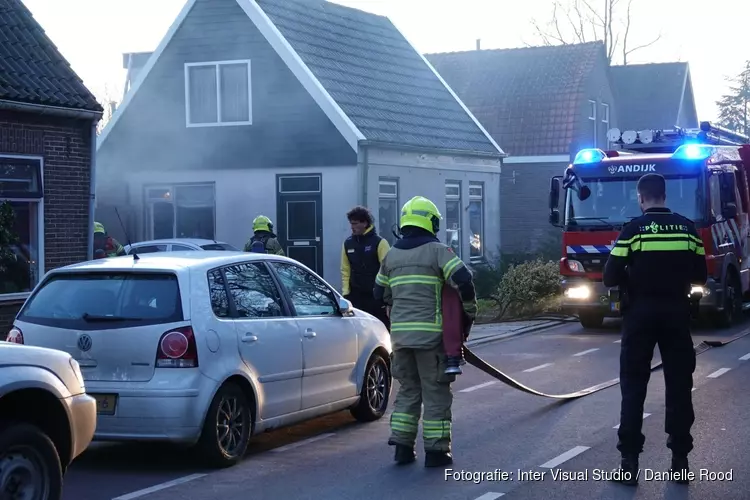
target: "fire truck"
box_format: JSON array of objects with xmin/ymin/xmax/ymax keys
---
[{"xmin": 548, "ymin": 121, "xmax": 750, "ymax": 329}]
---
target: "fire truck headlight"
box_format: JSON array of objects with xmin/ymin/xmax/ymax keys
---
[
  {"xmin": 567, "ymin": 260, "xmax": 585, "ymax": 273},
  {"xmin": 565, "ymin": 286, "xmax": 591, "ymax": 300},
  {"xmin": 689, "ymin": 286, "xmax": 709, "ymax": 298}
]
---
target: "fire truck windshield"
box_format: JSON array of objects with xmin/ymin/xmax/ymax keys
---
[{"xmin": 565, "ymin": 174, "xmax": 704, "ymax": 226}]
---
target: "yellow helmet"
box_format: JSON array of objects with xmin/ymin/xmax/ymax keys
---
[
  {"xmin": 400, "ymin": 196, "xmax": 441, "ymax": 234},
  {"xmin": 252, "ymin": 215, "xmax": 273, "ymax": 232},
  {"xmin": 93, "ymin": 222, "xmax": 105, "ymax": 234}
]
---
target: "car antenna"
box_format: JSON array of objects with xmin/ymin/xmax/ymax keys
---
[{"xmin": 114, "ymin": 207, "xmax": 139, "ymax": 261}]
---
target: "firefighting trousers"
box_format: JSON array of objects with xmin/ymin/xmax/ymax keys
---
[
  {"xmin": 388, "ymin": 344, "xmax": 455, "ymax": 452},
  {"xmin": 617, "ymin": 302, "xmax": 696, "ymax": 456}
]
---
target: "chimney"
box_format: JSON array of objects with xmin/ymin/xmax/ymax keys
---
[{"xmin": 476, "ymin": 39, "xmax": 481, "ymax": 50}]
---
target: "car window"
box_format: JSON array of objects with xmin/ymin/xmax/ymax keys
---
[
  {"xmin": 223, "ymin": 263, "xmax": 284, "ymax": 318},
  {"xmin": 129, "ymin": 244, "xmax": 167, "ymax": 254},
  {"xmin": 171, "ymin": 245, "xmax": 196, "ymax": 251},
  {"xmin": 270, "ymin": 262, "xmax": 337, "ymax": 316},
  {"xmin": 201, "ymin": 243, "xmax": 238, "ymax": 251},
  {"xmin": 207, "ymin": 269, "xmax": 230, "ymax": 318}
]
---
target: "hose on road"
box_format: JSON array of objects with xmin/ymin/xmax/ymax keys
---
[{"xmin": 463, "ymin": 327, "xmax": 750, "ymax": 400}]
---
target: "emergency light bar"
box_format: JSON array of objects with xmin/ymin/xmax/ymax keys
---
[
  {"xmin": 607, "ymin": 121, "xmax": 749, "ymax": 154},
  {"xmin": 672, "ymin": 144, "xmax": 713, "ymax": 161},
  {"xmin": 573, "ymin": 148, "xmax": 607, "ymax": 165}
]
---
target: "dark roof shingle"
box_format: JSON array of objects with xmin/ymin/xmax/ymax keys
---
[
  {"xmin": 609, "ymin": 62, "xmax": 691, "ymax": 131},
  {"xmin": 0, "ymin": 0, "xmax": 102, "ymax": 112},
  {"xmin": 256, "ymin": 0, "xmax": 501, "ymax": 155},
  {"xmin": 426, "ymin": 42, "xmax": 605, "ymax": 156}
]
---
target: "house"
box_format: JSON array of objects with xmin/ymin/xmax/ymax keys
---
[
  {"xmin": 95, "ymin": 0, "xmax": 504, "ymax": 289},
  {"xmin": 0, "ymin": 0, "xmax": 103, "ymax": 334},
  {"xmin": 426, "ymin": 42, "xmax": 616, "ymax": 256},
  {"xmin": 609, "ymin": 62, "xmax": 698, "ymax": 131}
]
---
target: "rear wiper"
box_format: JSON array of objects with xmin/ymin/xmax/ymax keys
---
[{"xmin": 81, "ymin": 313, "xmax": 134, "ymax": 322}]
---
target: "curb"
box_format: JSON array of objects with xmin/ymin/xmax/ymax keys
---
[{"xmin": 465, "ymin": 319, "xmax": 569, "ymax": 348}]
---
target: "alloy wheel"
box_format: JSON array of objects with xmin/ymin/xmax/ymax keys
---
[
  {"xmin": 366, "ymin": 360, "xmax": 388, "ymax": 412},
  {"xmin": 216, "ymin": 396, "xmax": 247, "ymax": 456}
]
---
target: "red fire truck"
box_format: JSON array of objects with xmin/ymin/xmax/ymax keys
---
[{"xmin": 548, "ymin": 122, "xmax": 750, "ymax": 329}]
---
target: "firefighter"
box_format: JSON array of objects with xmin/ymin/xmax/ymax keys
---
[
  {"xmin": 244, "ymin": 215, "xmax": 284, "ymax": 255},
  {"xmin": 373, "ymin": 196, "xmax": 477, "ymax": 467},
  {"xmin": 341, "ymin": 206, "xmax": 391, "ymax": 327},
  {"xmin": 93, "ymin": 222, "xmax": 125, "ymax": 259},
  {"xmin": 603, "ymin": 173, "xmax": 707, "ymax": 485}
]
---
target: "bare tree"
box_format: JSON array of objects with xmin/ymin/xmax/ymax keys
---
[
  {"xmin": 95, "ymin": 83, "xmax": 121, "ymax": 135},
  {"xmin": 528, "ymin": 0, "xmax": 661, "ymax": 65}
]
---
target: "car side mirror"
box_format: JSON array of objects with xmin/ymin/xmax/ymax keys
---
[
  {"xmin": 337, "ymin": 296, "xmax": 353, "ymax": 314},
  {"xmin": 549, "ymin": 210, "xmax": 560, "ymax": 226},
  {"xmin": 723, "ymin": 202, "xmax": 737, "ymax": 220}
]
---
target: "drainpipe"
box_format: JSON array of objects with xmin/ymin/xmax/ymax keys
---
[
  {"xmin": 361, "ymin": 144, "xmax": 369, "ymax": 207},
  {"xmin": 87, "ymin": 122, "xmax": 97, "ymax": 261}
]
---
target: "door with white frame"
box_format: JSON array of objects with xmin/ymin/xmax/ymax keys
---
[{"xmin": 275, "ymin": 174, "xmax": 323, "ymax": 274}]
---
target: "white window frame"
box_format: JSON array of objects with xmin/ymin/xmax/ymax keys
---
[
  {"xmin": 445, "ymin": 181, "xmax": 462, "ymax": 258},
  {"xmin": 184, "ymin": 59, "xmax": 253, "ymax": 128},
  {"xmin": 601, "ymin": 103, "xmax": 609, "ymax": 124},
  {"xmin": 468, "ymin": 182, "xmax": 484, "ymax": 261},
  {"xmin": 143, "ymin": 183, "xmax": 216, "ymax": 240},
  {"xmin": 0, "ymin": 154, "xmax": 45, "ymax": 302},
  {"xmin": 378, "ymin": 179, "xmax": 399, "ymax": 244},
  {"xmin": 588, "ymin": 99, "xmax": 597, "ymax": 148}
]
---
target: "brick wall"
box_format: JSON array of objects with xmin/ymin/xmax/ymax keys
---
[{"xmin": 0, "ymin": 110, "xmax": 94, "ymax": 336}]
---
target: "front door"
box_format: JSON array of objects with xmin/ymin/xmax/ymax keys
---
[{"xmin": 276, "ymin": 174, "xmax": 324, "ymax": 274}]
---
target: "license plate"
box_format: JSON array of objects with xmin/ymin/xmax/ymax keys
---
[
  {"xmin": 92, "ymin": 394, "xmax": 117, "ymax": 415},
  {"xmin": 611, "ymin": 301, "xmax": 620, "ymax": 312}
]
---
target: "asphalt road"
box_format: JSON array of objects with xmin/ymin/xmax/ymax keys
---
[{"xmin": 61, "ymin": 316, "xmax": 750, "ymax": 500}]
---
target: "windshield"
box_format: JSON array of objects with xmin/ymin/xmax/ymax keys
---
[
  {"xmin": 200, "ymin": 243, "xmax": 237, "ymax": 251},
  {"xmin": 565, "ymin": 175, "xmax": 704, "ymax": 226}
]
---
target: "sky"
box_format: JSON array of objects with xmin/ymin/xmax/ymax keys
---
[{"xmin": 21, "ymin": 0, "xmax": 750, "ymax": 123}]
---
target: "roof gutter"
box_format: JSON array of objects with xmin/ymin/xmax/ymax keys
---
[
  {"xmin": 0, "ymin": 99, "xmax": 103, "ymax": 121},
  {"xmin": 358, "ymin": 140, "xmax": 507, "ymax": 159}
]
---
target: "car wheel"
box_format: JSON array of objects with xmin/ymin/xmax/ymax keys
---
[
  {"xmin": 197, "ymin": 383, "xmax": 253, "ymax": 468},
  {"xmin": 0, "ymin": 422, "xmax": 63, "ymax": 500},
  {"xmin": 350, "ymin": 352, "xmax": 391, "ymax": 422}
]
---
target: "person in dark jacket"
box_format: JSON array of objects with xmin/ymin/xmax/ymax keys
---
[
  {"xmin": 341, "ymin": 206, "xmax": 390, "ymax": 327},
  {"xmin": 603, "ymin": 173, "xmax": 708, "ymax": 485}
]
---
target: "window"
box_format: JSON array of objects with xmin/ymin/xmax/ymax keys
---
[
  {"xmin": 200, "ymin": 243, "xmax": 238, "ymax": 251},
  {"xmin": 0, "ymin": 155, "xmax": 43, "ymax": 297},
  {"xmin": 378, "ymin": 179, "xmax": 399, "ymax": 245},
  {"xmin": 445, "ymin": 182, "xmax": 462, "ymax": 257},
  {"xmin": 709, "ymin": 174, "xmax": 723, "ymax": 220},
  {"xmin": 185, "ymin": 60, "xmax": 252, "ymax": 127},
  {"xmin": 224, "ymin": 262, "xmax": 284, "ymax": 318},
  {"xmin": 207, "ymin": 269, "xmax": 230, "ymax": 318},
  {"xmin": 588, "ymin": 100, "xmax": 597, "ymax": 147},
  {"xmin": 128, "ymin": 244, "xmax": 167, "ymax": 254},
  {"xmin": 270, "ymin": 262, "xmax": 337, "ymax": 316},
  {"xmin": 145, "ymin": 184, "xmax": 215, "ymax": 240},
  {"xmin": 171, "ymin": 245, "xmax": 196, "ymax": 252},
  {"xmin": 468, "ymin": 182, "xmax": 484, "ymax": 260},
  {"xmin": 601, "ymin": 103, "xmax": 609, "ymax": 124}
]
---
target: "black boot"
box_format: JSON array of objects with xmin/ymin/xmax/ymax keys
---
[
  {"xmin": 393, "ymin": 444, "xmax": 416, "ymax": 465},
  {"xmin": 610, "ymin": 455, "xmax": 638, "ymax": 486},
  {"xmin": 669, "ymin": 455, "xmax": 690, "ymax": 484},
  {"xmin": 425, "ymin": 450, "xmax": 453, "ymax": 467},
  {"xmin": 445, "ymin": 356, "xmax": 463, "ymax": 375}
]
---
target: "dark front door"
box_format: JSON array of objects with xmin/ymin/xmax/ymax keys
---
[{"xmin": 276, "ymin": 174, "xmax": 324, "ymax": 274}]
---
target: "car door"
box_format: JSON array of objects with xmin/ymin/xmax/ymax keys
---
[
  {"xmin": 221, "ymin": 262, "xmax": 303, "ymax": 419},
  {"xmin": 268, "ymin": 261, "xmax": 358, "ymax": 409}
]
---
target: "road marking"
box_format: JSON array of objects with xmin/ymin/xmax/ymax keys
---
[
  {"xmin": 523, "ymin": 363, "xmax": 553, "ymax": 373},
  {"xmin": 692, "ymin": 388, "xmax": 697, "ymax": 392},
  {"xmin": 614, "ymin": 413, "xmax": 651, "ymax": 429},
  {"xmin": 112, "ymin": 474, "xmax": 207, "ymax": 500},
  {"xmin": 539, "ymin": 446, "xmax": 590, "ymax": 468},
  {"xmin": 460, "ymin": 381, "xmax": 497, "ymax": 393},
  {"xmin": 272, "ymin": 433, "xmax": 335, "ymax": 452},
  {"xmin": 707, "ymin": 368, "xmax": 731, "ymax": 378},
  {"xmin": 572, "ymin": 348, "xmax": 599, "ymax": 357},
  {"xmin": 614, "ymin": 339, "xmax": 622, "ymax": 343},
  {"xmin": 740, "ymin": 353, "xmax": 750, "ymax": 361},
  {"xmin": 473, "ymin": 494, "xmax": 505, "ymax": 500}
]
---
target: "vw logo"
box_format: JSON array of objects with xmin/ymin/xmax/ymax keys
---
[{"xmin": 77, "ymin": 334, "xmax": 93, "ymax": 352}]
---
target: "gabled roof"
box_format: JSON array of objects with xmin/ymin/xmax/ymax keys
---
[
  {"xmin": 0, "ymin": 0, "xmax": 102, "ymax": 112},
  {"xmin": 98, "ymin": 0, "xmax": 503, "ymax": 157},
  {"xmin": 427, "ymin": 42, "xmax": 606, "ymax": 157},
  {"xmin": 609, "ymin": 62, "xmax": 696, "ymax": 131}
]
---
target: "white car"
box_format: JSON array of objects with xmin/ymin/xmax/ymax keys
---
[
  {"xmin": 0, "ymin": 342, "xmax": 97, "ymax": 498},
  {"xmin": 124, "ymin": 238, "xmax": 238, "ymax": 254},
  {"xmin": 8, "ymin": 252, "xmax": 392, "ymax": 467}
]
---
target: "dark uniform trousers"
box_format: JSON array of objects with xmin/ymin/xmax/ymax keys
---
[
  {"xmin": 350, "ymin": 294, "xmax": 390, "ymax": 329},
  {"xmin": 618, "ymin": 300, "xmax": 696, "ymax": 457}
]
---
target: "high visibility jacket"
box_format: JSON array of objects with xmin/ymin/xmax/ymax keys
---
[
  {"xmin": 374, "ymin": 233, "xmax": 477, "ymax": 349},
  {"xmin": 243, "ymin": 231, "xmax": 284, "ymax": 255},
  {"xmin": 341, "ymin": 225, "xmax": 389, "ymax": 296}
]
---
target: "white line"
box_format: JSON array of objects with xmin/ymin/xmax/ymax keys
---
[
  {"xmin": 740, "ymin": 353, "xmax": 750, "ymax": 361},
  {"xmin": 613, "ymin": 413, "xmax": 651, "ymax": 429},
  {"xmin": 692, "ymin": 388, "xmax": 697, "ymax": 392},
  {"xmin": 460, "ymin": 381, "xmax": 497, "ymax": 393},
  {"xmin": 112, "ymin": 474, "xmax": 207, "ymax": 500},
  {"xmin": 523, "ymin": 363, "xmax": 553, "ymax": 373},
  {"xmin": 707, "ymin": 368, "xmax": 731, "ymax": 379},
  {"xmin": 473, "ymin": 494, "xmax": 505, "ymax": 500},
  {"xmin": 613, "ymin": 339, "xmax": 622, "ymax": 343},
  {"xmin": 271, "ymin": 433, "xmax": 335, "ymax": 452},
  {"xmin": 573, "ymin": 348, "xmax": 599, "ymax": 357},
  {"xmin": 539, "ymin": 446, "xmax": 590, "ymax": 468}
]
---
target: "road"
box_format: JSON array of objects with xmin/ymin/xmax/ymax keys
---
[{"xmin": 62, "ymin": 317, "xmax": 750, "ymax": 500}]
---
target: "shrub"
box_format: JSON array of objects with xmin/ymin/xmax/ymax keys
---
[{"xmin": 492, "ymin": 258, "xmax": 562, "ymax": 320}]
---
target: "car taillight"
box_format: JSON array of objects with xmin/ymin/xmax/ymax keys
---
[
  {"xmin": 7, "ymin": 327, "xmax": 23, "ymax": 344},
  {"xmin": 156, "ymin": 326, "xmax": 198, "ymax": 368}
]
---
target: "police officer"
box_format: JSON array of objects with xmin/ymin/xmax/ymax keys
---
[
  {"xmin": 603, "ymin": 173, "xmax": 707, "ymax": 485},
  {"xmin": 341, "ymin": 206, "xmax": 391, "ymax": 327},
  {"xmin": 373, "ymin": 196, "xmax": 477, "ymax": 467},
  {"xmin": 93, "ymin": 222, "xmax": 126, "ymax": 258},
  {"xmin": 244, "ymin": 215, "xmax": 284, "ymax": 255}
]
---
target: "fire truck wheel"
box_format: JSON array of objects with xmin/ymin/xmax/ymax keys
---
[
  {"xmin": 710, "ymin": 272, "xmax": 742, "ymax": 329},
  {"xmin": 578, "ymin": 312, "xmax": 604, "ymax": 329}
]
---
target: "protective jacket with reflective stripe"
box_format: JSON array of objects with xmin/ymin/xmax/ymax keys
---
[
  {"xmin": 374, "ymin": 235, "xmax": 477, "ymax": 349},
  {"xmin": 603, "ymin": 207, "xmax": 708, "ymax": 304}
]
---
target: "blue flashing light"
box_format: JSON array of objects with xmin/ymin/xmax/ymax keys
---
[
  {"xmin": 573, "ymin": 148, "xmax": 607, "ymax": 165},
  {"xmin": 673, "ymin": 144, "xmax": 713, "ymax": 161}
]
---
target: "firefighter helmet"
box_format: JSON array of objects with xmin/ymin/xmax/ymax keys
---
[{"xmin": 400, "ymin": 196, "xmax": 441, "ymax": 235}]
